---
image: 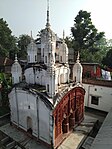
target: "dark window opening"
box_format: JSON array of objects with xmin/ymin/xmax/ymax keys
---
[
  {"xmin": 35, "ymin": 55, "xmax": 37, "ymax": 61},
  {"xmin": 28, "ymin": 105, "xmax": 30, "ymax": 109},
  {"xmin": 47, "ymin": 84, "xmax": 49, "ymax": 92},
  {"xmin": 43, "ymin": 48, "xmax": 44, "ymax": 57},
  {"xmin": 60, "ymin": 56, "xmax": 62, "ymax": 62},
  {"xmin": 45, "ymin": 56, "xmax": 47, "ymax": 63},
  {"xmin": 91, "ymin": 96, "xmax": 99, "ymax": 105}
]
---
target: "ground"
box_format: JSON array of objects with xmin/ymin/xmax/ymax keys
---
[
  {"xmin": 58, "ymin": 114, "xmax": 102, "ymax": 149},
  {"xmin": 0, "ymin": 114, "xmax": 10, "ymax": 127},
  {"xmin": 0, "ymin": 108, "xmax": 107, "ymax": 149}
]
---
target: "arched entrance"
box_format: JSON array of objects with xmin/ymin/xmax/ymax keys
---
[
  {"xmin": 27, "ymin": 116, "xmax": 33, "ymax": 135},
  {"xmin": 75, "ymin": 96, "xmax": 84, "ymax": 124},
  {"xmin": 69, "ymin": 110, "xmax": 75, "ymax": 130},
  {"xmin": 75, "ymin": 109, "xmax": 79, "ymax": 123},
  {"xmin": 62, "ymin": 115, "xmax": 69, "ymax": 134}
]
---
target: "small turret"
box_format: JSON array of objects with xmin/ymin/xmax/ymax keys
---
[
  {"xmin": 73, "ymin": 51, "xmax": 83, "ymax": 83},
  {"xmin": 11, "ymin": 54, "xmax": 22, "ymax": 84},
  {"xmin": 59, "ymin": 30, "xmax": 68, "ymax": 64},
  {"xmin": 40, "ymin": 0, "xmax": 56, "ymax": 66},
  {"xmin": 27, "ymin": 31, "xmax": 37, "ymax": 63}
]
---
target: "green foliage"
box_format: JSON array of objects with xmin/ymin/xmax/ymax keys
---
[
  {"xmin": 71, "ymin": 10, "xmax": 104, "ymax": 52},
  {"xmin": 0, "ymin": 73, "xmax": 8, "ymax": 89},
  {"xmin": 65, "ymin": 36, "xmax": 74, "ymax": 49},
  {"xmin": 0, "ymin": 18, "xmax": 18, "ymax": 58},
  {"xmin": 70, "ymin": 10, "xmax": 107, "ymax": 63},
  {"xmin": 102, "ymin": 48, "xmax": 112, "ymax": 68},
  {"xmin": 17, "ymin": 34, "xmax": 31, "ymax": 59},
  {"xmin": 0, "ymin": 73, "xmax": 11, "ymax": 107}
]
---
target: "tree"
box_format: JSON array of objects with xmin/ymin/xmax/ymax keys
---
[
  {"xmin": 102, "ymin": 48, "xmax": 112, "ymax": 69},
  {"xmin": 17, "ymin": 34, "xmax": 31, "ymax": 59},
  {"xmin": 65, "ymin": 36, "xmax": 74, "ymax": 49},
  {"xmin": 81, "ymin": 37, "xmax": 108, "ymax": 63},
  {"xmin": 71, "ymin": 10, "xmax": 104, "ymax": 62},
  {"xmin": 0, "ymin": 72, "xmax": 10, "ymax": 106},
  {"xmin": 0, "ymin": 18, "xmax": 18, "ymax": 58}
]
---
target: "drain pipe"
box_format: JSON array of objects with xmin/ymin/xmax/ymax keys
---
[
  {"xmin": 36, "ymin": 96, "xmax": 39, "ymax": 140},
  {"xmin": 15, "ymin": 87, "xmax": 19, "ymax": 127}
]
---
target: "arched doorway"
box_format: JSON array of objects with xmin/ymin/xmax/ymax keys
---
[
  {"xmin": 62, "ymin": 114, "xmax": 69, "ymax": 134},
  {"xmin": 75, "ymin": 109, "xmax": 79, "ymax": 123},
  {"xmin": 75, "ymin": 106, "xmax": 84, "ymax": 124},
  {"xmin": 69, "ymin": 110, "xmax": 75, "ymax": 130},
  {"xmin": 27, "ymin": 116, "xmax": 33, "ymax": 135}
]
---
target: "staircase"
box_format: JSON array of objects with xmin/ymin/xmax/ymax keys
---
[{"xmin": 0, "ymin": 131, "xmax": 23, "ymax": 149}]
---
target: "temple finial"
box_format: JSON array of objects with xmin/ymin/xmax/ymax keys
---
[
  {"xmin": 31, "ymin": 30, "xmax": 33, "ymax": 38},
  {"xmin": 15, "ymin": 54, "xmax": 18, "ymax": 62},
  {"xmin": 76, "ymin": 51, "xmax": 80, "ymax": 63},
  {"xmin": 63, "ymin": 30, "xmax": 65, "ymax": 43},
  {"xmin": 63, "ymin": 30, "xmax": 65, "ymax": 40},
  {"xmin": 30, "ymin": 30, "xmax": 33, "ymax": 42},
  {"xmin": 47, "ymin": 0, "xmax": 49, "ymax": 12},
  {"xmin": 46, "ymin": 0, "xmax": 50, "ymax": 28}
]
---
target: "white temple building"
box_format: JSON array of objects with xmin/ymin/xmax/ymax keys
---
[{"xmin": 9, "ymin": 1, "xmax": 85, "ymax": 148}]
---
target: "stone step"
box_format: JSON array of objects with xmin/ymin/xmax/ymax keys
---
[
  {"xmin": 14, "ymin": 145, "xmax": 22, "ymax": 149},
  {"xmin": 1, "ymin": 136, "xmax": 16, "ymax": 149},
  {"xmin": 6, "ymin": 140, "xmax": 16, "ymax": 149},
  {"xmin": 1, "ymin": 136, "xmax": 9, "ymax": 144}
]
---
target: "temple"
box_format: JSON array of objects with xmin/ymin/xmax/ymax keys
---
[{"xmin": 9, "ymin": 0, "xmax": 85, "ymax": 148}]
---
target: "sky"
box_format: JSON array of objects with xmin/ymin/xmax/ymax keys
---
[{"xmin": 0, "ymin": 0, "xmax": 112, "ymax": 39}]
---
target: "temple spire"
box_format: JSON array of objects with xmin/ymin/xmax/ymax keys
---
[
  {"xmin": 63, "ymin": 30, "xmax": 65, "ymax": 40},
  {"xmin": 31, "ymin": 30, "xmax": 33, "ymax": 39},
  {"xmin": 63, "ymin": 30, "xmax": 65, "ymax": 43},
  {"xmin": 30, "ymin": 30, "xmax": 33, "ymax": 42},
  {"xmin": 76, "ymin": 51, "xmax": 80, "ymax": 63},
  {"xmin": 46, "ymin": 0, "xmax": 50, "ymax": 28}
]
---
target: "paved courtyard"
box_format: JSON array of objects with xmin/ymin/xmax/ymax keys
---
[
  {"xmin": 0, "ymin": 114, "xmax": 97, "ymax": 149},
  {"xmin": 0, "ymin": 108, "xmax": 106, "ymax": 149},
  {"xmin": 0, "ymin": 123, "xmax": 49, "ymax": 149},
  {"xmin": 58, "ymin": 115, "xmax": 97, "ymax": 149}
]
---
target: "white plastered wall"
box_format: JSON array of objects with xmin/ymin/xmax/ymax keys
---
[
  {"xmin": 84, "ymin": 83, "xmax": 112, "ymax": 112},
  {"xmin": 9, "ymin": 88, "xmax": 52, "ymax": 144}
]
